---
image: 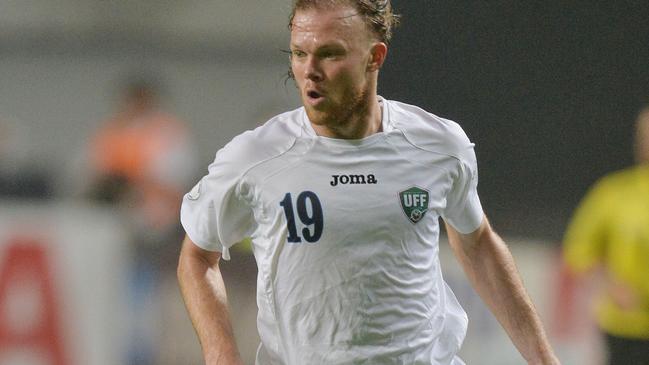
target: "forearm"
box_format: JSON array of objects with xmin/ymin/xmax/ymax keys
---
[
  {"xmin": 177, "ymin": 252, "xmax": 243, "ymax": 364},
  {"xmin": 449, "ymin": 224, "xmax": 558, "ymax": 364}
]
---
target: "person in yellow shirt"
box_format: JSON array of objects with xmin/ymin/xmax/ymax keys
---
[{"xmin": 563, "ymin": 105, "xmax": 649, "ymax": 365}]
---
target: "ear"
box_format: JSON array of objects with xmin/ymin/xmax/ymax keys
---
[{"xmin": 367, "ymin": 42, "xmax": 388, "ymax": 72}]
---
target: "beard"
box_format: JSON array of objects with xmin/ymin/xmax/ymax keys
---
[{"xmin": 304, "ymin": 84, "xmax": 372, "ymax": 136}]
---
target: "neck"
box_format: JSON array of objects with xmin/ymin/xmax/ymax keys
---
[{"xmin": 312, "ymin": 94, "xmax": 382, "ymax": 139}]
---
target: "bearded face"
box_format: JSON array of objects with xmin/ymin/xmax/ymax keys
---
[{"xmin": 290, "ymin": 6, "xmax": 377, "ymax": 134}]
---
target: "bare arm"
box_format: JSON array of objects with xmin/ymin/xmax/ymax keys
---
[
  {"xmin": 445, "ymin": 217, "xmax": 559, "ymax": 365},
  {"xmin": 177, "ymin": 235, "xmax": 243, "ymax": 364}
]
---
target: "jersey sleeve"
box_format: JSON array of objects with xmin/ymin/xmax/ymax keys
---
[
  {"xmin": 563, "ymin": 178, "xmax": 611, "ymax": 273},
  {"xmin": 440, "ymin": 143, "xmax": 484, "ymax": 234},
  {"xmin": 180, "ymin": 145, "xmax": 255, "ymax": 260}
]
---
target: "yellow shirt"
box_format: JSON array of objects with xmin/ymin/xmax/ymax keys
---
[{"xmin": 564, "ymin": 165, "xmax": 649, "ymax": 339}]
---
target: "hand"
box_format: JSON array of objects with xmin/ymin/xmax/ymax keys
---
[{"xmin": 605, "ymin": 276, "xmax": 642, "ymax": 311}]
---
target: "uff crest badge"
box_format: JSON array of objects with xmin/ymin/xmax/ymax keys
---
[{"xmin": 399, "ymin": 187, "xmax": 429, "ymax": 224}]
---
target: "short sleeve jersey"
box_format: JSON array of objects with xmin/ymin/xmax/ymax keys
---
[
  {"xmin": 563, "ymin": 166, "xmax": 649, "ymax": 338},
  {"xmin": 181, "ymin": 98, "xmax": 484, "ymax": 364}
]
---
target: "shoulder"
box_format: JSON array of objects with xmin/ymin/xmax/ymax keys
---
[
  {"xmin": 211, "ymin": 107, "xmax": 305, "ymax": 172},
  {"xmin": 572, "ymin": 168, "xmax": 635, "ymax": 213},
  {"xmin": 591, "ymin": 166, "xmax": 638, "ymax": 197},
  {"xmin": 385, "ymin": 99, "xmax": 475, "ymax": 162}
]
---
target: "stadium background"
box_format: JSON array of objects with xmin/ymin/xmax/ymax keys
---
[{"xmin": 1, "ymin": 1, "xmax": 648, "ymax": 364}]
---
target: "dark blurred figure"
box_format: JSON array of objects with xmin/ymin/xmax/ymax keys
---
[
  {"xmin": 86, "ymin": 76, "xmax": 197, "ymax": 365},
  {"xmin": 563, "ymin": 105, "xmax": 649, "ymax": 365}
]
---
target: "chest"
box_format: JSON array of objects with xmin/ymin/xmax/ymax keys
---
[
  {"xmin": 608, "ymin": 187, "xmax": 649, "ymax": 241},
  {"xmin": 247, "ymin": 144, "xmax": 456, "ymax": 247}
]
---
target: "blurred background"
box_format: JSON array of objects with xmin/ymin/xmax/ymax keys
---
[{"xmin": 1, "ymin": 1, "xmax": 648, "ymax": 364}]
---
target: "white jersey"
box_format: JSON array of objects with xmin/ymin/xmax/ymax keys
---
[{"xmin": 181, "ymin": 98, "xmax": 484, "ymax": 365}]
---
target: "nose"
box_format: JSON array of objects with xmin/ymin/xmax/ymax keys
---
[{"xmin": 304, "ymin": 56, "xmax": 323, "ymax": 82}]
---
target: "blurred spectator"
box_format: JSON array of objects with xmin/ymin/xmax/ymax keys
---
[
  {"xmin": 0, "ymin": 114, "xmax": 53, "ymax": 198},
  {"xmin": 86, "ymin": 75, "xmax": 198, "ymax": 364},
  {"xmin": 88, "ymin": 77, "xmax": 196, "ymax": 230},
  {"xmin": 563, "ymin": 105, "xmax": 649, "ymax": 365}
]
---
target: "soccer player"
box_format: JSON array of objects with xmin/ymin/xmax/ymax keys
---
[
  {"xmin": 563, "ymin": 106, "xmax": 649, "ymax": 364},
  {"xmin": 177, "ymin": 1, "xmax": 560, "ymax": 364}
]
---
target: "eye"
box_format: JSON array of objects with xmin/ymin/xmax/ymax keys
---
[
  {"xmin": 291, "ymin": 50, "xmax": 306, "ymax": 58},
  {"xmin": 318, "ymin": 48, "xmax": 344, "ymax": 60}
]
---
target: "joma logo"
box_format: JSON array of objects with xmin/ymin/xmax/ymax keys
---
[{"xmin": 330, "ymin": 174, "xmax": 378, "ymax": 186}]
